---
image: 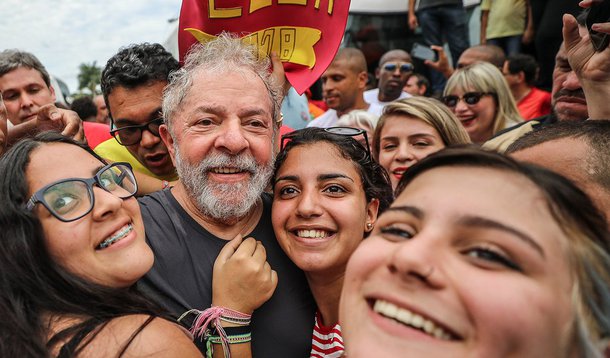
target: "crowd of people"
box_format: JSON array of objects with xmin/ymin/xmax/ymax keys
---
[{"xmin": 0, "ymin": 1, "xmax": 609, "ymax": 357}]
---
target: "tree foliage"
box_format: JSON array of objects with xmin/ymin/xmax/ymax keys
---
[{"xmin": 77, "ymin": 61, "xmax": 101, "ymax": 95}]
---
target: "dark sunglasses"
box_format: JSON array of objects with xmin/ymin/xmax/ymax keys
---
[
  {"xmin": 280, "ymin": 126, "xmax": 371, "ymax": 158},
  {"xmin": 441, "ymin": 92, "xmax": 495, "ymax": 108},
  {"xmin": 383, "ymin": 63, "xmax": 414, "ymax": 73},
  {"xmin": 26, "ymin": 162, "xmax": 137, "ymax": 222},
  {"xmin": 110, "ymin": 117, "xmax": 164, "ymax": 146}
]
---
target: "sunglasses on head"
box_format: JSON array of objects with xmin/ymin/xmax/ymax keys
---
[
  {"xmin": 383, "ymin": 63, "xmax": 414, "ymax": 73},
  {"xmin": 280, "ymin": 126, "xmax": 371, "ymax": 158},
  {"xmin": 441, "ymin": 92, "xmax": 495, "ymax": 108}
]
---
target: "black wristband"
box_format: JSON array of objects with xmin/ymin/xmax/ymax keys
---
[{"xmin": 210, "ymin": 325, "xmax": 251, "ymax": 336}]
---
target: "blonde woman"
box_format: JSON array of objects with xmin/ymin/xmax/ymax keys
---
[
  {"xmin": 373, "ymin": 97, "xmax": 471, "ymax": 190},
  {"xmin": 442, "ymin": 61, "xmax": 523, "ymax": 143}
]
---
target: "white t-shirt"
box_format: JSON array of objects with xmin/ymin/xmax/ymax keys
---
[
  {"xmin": 363, "ymin": 88, "xmax": 411, "ymax": 107},
  {"xmin": 307, "ymin": 103, "xmax": 384, "ymax": 128}
]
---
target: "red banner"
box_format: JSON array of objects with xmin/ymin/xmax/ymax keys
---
[{"xmin": 178, "ymin": 0, "xmax": 350, "ymax": 94}]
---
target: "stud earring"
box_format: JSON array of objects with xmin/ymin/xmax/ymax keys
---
[{"xmin": 366, "ymin": 222, "xmax": 373, "ymax": 230}]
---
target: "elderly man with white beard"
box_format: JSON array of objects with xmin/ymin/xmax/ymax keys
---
[{"xmin": 136, "ymin": 34, "xmax": 315, "ymax": 357}]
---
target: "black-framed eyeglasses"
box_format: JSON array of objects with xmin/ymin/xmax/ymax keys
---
[
  {"xmin": 110, "ymin": 118, "xmax": 163, "ymax": 146},
  {"xmin": 383, "ymin": 63, "xmax": 414, "ymax": 73},
  {"xmin": 441, "ymin": 92, "xmax": 495, "ymax": 108},
  {"xmin": 26, "ymin": 162, "xmax": 138, "ymax": 222},
  {"xmin": 280, "ymin": 126, "xmax": 371, "ymax": 158}
]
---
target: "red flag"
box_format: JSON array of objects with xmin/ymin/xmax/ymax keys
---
[{"xmin": 178, "ymin": 0, "xmax": 350, "ymax": 94}]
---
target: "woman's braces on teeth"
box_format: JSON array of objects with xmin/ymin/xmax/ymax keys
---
[
  {"xmin": 373, "ymin": 299, "xmax": 456, "ymax": 340},
  {"xmin": 97, "ymin": 224, "xmax": 133, "ymax": 250}
]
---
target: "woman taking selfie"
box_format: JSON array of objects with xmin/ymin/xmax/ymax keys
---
[
  {"xmin": 0, "ymin": 133, "xmax": 201, "ymax": 357},
  {"xmin": 272, "ymin": 127, "xmax": 392, "ymax": 357},
  {"xmin": 340, "ymin": 147, "xmax": 610, "ymax": 357},
  {"xmin": 443, "ymin": 62, "xmax": 523, "ymax": 143},
  {"xmin": 373, "ymin": 97, "xmax": 470, "ymax": 190}
]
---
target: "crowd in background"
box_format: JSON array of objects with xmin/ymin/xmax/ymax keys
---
[{"xmin": 0, "ymin": 1, "xmax": 609, "ymax": 357}]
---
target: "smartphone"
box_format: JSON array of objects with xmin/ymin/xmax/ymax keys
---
[
  {"xmin": 586, "ymin": 0, "xmax": 610, "ymax": 51},
  {"xmin": 411, "ymin": 43, "xmax": 437, "ymax": 62}
]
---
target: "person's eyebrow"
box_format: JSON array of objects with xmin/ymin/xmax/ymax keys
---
[
  {"xmin": 386, "ymin": 205, "xmax": 425, "ymax": 220},
  {"xmin": 458, "ymin": 215, "xmax": 545, "ymax": 259},
  {"xmin": 114, "ymin": 107, "xmax": 163, "ymax": 126},
  {"xmin": 318, "ymin": 173, "xmax": 354, "ymax": 182},
  {"xmin": 274, "ymin": 175, "xmax": 298, "ymax": 184}
]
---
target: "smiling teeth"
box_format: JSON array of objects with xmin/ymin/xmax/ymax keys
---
[
  {"xmin": 296, "ymin": 229, "xmax": 329, "ymax": 238},
  {"xmin": 212, "ymin": 167, "xmax": 242, "ymax": 174},
  {"xmin": 373, "ymin": 299, "xmax": 453, "ymax": 340},
  {"xmin": 98, "ymin": 224, "xmax": 133, "ymax": 249}
]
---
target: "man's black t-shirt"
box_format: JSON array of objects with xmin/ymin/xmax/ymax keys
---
[{"xmin": 137, "ymin": 189, "xmax": 315, "ymax": 357}]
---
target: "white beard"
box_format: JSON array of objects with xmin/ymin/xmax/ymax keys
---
[{"xmin": 174, "ymin": 146, "xmax": 273, "ymax": 223}]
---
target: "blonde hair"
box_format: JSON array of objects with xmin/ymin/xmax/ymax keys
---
[
  {"xmin": 337, "ymin": 110, "xmax": 379, "ymax": 134},
  {"xmin": 444, "ymin": 62, "xmax": 523, "ymax": 135},
  {"xmin": 373, "ymin": 97, "xmax": 471, "ymax": 160}
]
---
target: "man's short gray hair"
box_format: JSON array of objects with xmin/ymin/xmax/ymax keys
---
[
  {"xmin": 162, "ymin": 33, "xmax": 283, "ymax": 135},
  {"xmin": 0, "ymin": 50, "xmax": 51, "ymax": 87}
]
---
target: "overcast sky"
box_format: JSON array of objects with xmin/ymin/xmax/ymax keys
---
[{"xmin": 0, "ymin": 0, "xmax": 182, "ymax": 94}]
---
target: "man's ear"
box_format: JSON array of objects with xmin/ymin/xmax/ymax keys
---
[
  {"xmin": 48, "ymin": 84, "xmax": 56, "ymax": 103},
  {"xmin": 517, "ymin": 71, "xmax": 526, "ymax": 85},
  {"xmin": 357, "ymin": 71, "xmax": 369, "ymax": 90},
  {"xmin": 159, "ymin": 124, "xmax": 176, "ymax": 166},
  {"xmin": 375, "ymin": 67, "xmax": 381, "ymax": 80}
]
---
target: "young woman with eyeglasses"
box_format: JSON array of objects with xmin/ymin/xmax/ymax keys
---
[
  {"xmin": 373, "ymin": 97, "xmax": 471, "ymax": 190},
  {"xmin": 442, "ymin": 61, "xmax": 523, "ymax": 143},
  {"xmin": 340, "ymin": 147, "xmax": 610, "ymax": 357},
  {"xmin": 0, "ymin": 132, "xmax": 202, "ymax": 357},
  {"xmin": 272, "ymin": 127, "xmax": 392, "ymax": 357}
]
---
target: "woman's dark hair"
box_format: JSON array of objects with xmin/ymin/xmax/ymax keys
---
[
  {"xmin": 396, "ymin": 146, "xmax": 610, "ymax": 356},
  {"xmin": 273, "ymin": 127, "xmax": 393, "ymax": 214},
  {"xmin": 0, "ymin": 132, "xmax": 167, "ymax": 357}
]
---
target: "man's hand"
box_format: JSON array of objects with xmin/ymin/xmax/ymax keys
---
[
  {"xmin": 36, "ymin": 104, "xmax": 85, "ymax": 141},
  {"xmin": 522, "ymin": 27, "xmax": 534, "ymax": 45},
  {"xmin": 0, "ymin": 95, "xmax": 7, "ymax": 156},
  {"xmin": 424, "ymin": 45, "xmax": 454, "ymax": 79},
  {"xmin": 270, "ymin": 51, "xmax": 290, "ymax": 97},
  {"xmin": 408, "ymin": 14, "xmax": 418, "ymax": 31},
  {"xmin": 212, "ymin": 235, "xmax": 278, "ymax": 315},
  {"xmin": 563, "ymin": 12, "xmax": 610, "ymax": 119}
]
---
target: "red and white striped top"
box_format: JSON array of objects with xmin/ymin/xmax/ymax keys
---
[{"xmin": 310, "ymin": 311, "xmax": 344, "ymax": 358}]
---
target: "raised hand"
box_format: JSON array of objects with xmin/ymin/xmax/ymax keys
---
[{"xmin": 212, "ymin": 235, "xmax": 278, "ymax": 315}]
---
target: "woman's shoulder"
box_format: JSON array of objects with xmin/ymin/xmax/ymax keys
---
[{"xmin": 81, "ymin": 314, "xmax": 202, "ymax": 357}]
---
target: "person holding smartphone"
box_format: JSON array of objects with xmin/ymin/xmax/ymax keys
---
[{"xmin": 408, "ymin": 0, "xmax": 470, "ymax": 95}]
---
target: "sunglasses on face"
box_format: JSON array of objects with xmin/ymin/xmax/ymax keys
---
[
  {"xmin": 26, "ymin": 162, "xmax": 138, "ymax": 222},
  {"xmin": 110, "ymin": 117, "xmax": 163, "ymax": 146},
  {"xmin": 280, "ymin": 126, "xmax": 371, "ymax": 158},
  {"xmin": 441, "ymin": 92, "xmax": 495, "ymax": 108},
  {"xmin": 382, "ymin": 63, "xmax": 414, "ymax": 73}
]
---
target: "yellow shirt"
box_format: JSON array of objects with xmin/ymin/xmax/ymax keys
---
[
  {"xmin": 94, "ymin": 138, "xmax": 178, "ymax": 181},
  {"xmin": 481, "ymin": 0, "xmax": 527, "ymax": 39}
]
